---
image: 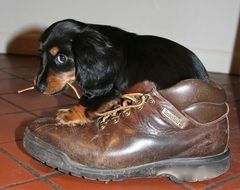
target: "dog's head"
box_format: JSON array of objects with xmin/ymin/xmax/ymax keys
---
[{"xmin": 35, "ymin": 19, "xmax": 120, "ymax": 98}]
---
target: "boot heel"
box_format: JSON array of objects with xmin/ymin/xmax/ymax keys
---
[{"xmin": 164, "ymin": 149, "xmax": 230, "ymax": 182}]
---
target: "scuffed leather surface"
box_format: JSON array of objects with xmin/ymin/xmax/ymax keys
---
[
  {"xmin": 160, "ymin": 80, "xmax": 226, "ymax": 109},
  {"xmin": 183, "ymin": 103, "xmax": 228, "ymax": 124},
  {"xmin": 27, "ymin": 79, "xmax": 229, "ymax": 169}
]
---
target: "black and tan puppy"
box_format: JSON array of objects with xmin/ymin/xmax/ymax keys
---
[{"xmin": 35, "ymin": 19, "xmax": 209, "ymax": 125}]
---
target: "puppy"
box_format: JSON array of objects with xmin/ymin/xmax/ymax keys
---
[{"xmin": 35, "ymin": 19, "xmax": 209, "ymax": 125}]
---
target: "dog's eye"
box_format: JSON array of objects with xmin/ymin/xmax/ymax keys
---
[{"xmin": 56, "ymin": 54, "xmax": 67, "ymax": 64}]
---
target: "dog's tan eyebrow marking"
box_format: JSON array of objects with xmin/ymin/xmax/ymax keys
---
[{"xmin": 49, "ymin": 46, "xmax": 59, "ymax": 56}]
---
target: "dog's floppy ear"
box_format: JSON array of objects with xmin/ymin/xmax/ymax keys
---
[{"xmin": 72, "ymin": 28, "xmax": 120, "ymax": 99}]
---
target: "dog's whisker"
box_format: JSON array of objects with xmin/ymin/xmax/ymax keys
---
[{"xmin": 17, "ymin": 86, "xmax": 35, "ymax": 93}]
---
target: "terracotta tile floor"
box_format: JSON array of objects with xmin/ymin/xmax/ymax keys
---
[{"xmin": 0, "ymin": 54, "xmax": 239, "ymax": 190}]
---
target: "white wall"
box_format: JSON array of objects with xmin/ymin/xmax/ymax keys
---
[{"xmin": 0, "ymin": 0, "xmax": 239, "ymax": 73}]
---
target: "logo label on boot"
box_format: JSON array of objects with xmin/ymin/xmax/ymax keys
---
[{"xmin": 162, "ymin": 108, "xmax": 184, "ymax": 128}]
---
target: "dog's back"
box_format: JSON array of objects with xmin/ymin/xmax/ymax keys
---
[
  {"xmin": 122, "ymin": 34, "xmax": 209, "ymax": 89},
  {"xmin": 91, "ymin": 23, "xmax": 209, "ymax": 90}
]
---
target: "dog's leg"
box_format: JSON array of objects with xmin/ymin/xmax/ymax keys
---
[{"xmin": 56, "ymin": 99, "xmax": 119, "ymax": 126}]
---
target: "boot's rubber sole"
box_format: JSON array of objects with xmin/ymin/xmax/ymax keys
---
[{"xmin": 23, "ymin": 127, "xmax": 230, "ymax": 182}]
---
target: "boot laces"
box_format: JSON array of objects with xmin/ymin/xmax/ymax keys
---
[{"xmin": 96, "ymin": 92, "xmax": 155, "ymax": 129}]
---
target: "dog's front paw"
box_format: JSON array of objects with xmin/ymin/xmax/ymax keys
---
[
  {"xmin": 56, "ymin": 108, "xmax": 74, "ymax": 125},
  {"xmin": 57, "ymin": 108, "xmax": 70, "ymax": 115},
  {"xmin": 56, "ymin": 106, "xmax": 91, "ymax": 126}
]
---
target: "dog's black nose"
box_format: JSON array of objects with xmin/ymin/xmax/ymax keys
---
[{"xmin": 37, "ymin": 82, "xmax": 46, "ymax": 93}]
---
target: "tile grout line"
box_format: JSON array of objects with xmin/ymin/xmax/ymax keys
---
[
  {"xmin": 0, "ymin": 78, "xmax": 32, "ymax": 82},
  {"xmin": 0, "ymin": 65, "xmax": 38, "ymax": 70},
  {"xmin": 0, "ymin": 69, "xmax": 36, "ymax": 83},
  {"xmin": 0, "ymin": 110, "xmax": 27, "ymax": 116},
  {"xmin": 0, "ymin": 96, "xmax": 38, "ymax": 117},
  {"xmin": 0, "ymin": 147, "xmax": 63, "ymax": 190},
  {"xmin": 203, "ymin": 174, "xmax": 240, "ymax": 190},
  {"xmin": 0, "ymin": 67, "xmax": 80, "ymax": 101},
  {"xmin": 0, "ymin": 99, "xmax": 75, "ymax": 118},
  {"xmin": 2, "ymin": 178, "xmax": 41, "ymax": 190},
  {"xmin": 2, "ymin": 172, "xmax": 64, "ymax": 190}
]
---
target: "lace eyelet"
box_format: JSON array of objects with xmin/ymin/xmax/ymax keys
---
[
  {"xmin": 137, "ymin": 105, "xmax": 144, "ymax": 110},
  {"xmin": 99, "ymin": 121, "xmax": 107, "ymax": 130},
  {"xmin": 145, "ymin": 94, "xmax": 155, "ymax": 104},
  {"xmin": 110, "ymin": 116, "xmax": 120, "ymax": 124},
  {"xmin": 122, "ymin": 109, "xmax": 131, "ymax": 117}
]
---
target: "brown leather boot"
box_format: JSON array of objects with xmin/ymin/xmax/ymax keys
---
[{"xmin": 23, "ymin": 79, "xmax": 230, "ymax": 182}]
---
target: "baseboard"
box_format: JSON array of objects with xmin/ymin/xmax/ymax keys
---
[{"xmin": 0, "ymin": 31, "xmax": 235, "ymax": 74}]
